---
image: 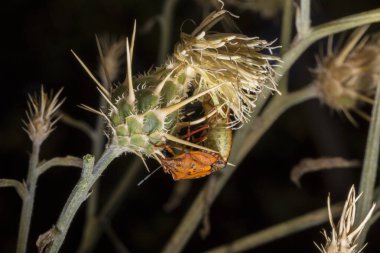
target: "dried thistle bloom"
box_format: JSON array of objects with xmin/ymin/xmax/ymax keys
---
[
  {"xmin": 23, "ymin": 86, "xmax": 65, "ymax": 145},
  {"xmin": 173, "ymin": 10, "xmax": 281, "ymax": 126},
  {"xmin": 316, "ymin": 186, "xmax": 376, "ymax": 253},
  {"xmin": 312, "ymin": 26, "xmax": 380, "ymax": 124},
  {"xmin": 76, "ymin": 7, "xmax": 280, "ymax": 171}
]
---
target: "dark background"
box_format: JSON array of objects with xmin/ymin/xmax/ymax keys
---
[{"xmin": 1, "ymin": 0, "xmax": 380, "ymax": 252}]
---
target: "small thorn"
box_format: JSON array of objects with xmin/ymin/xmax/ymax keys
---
[
  {"xmin": 71, "ymin": 50, "xmax": 111, "ymax": 98},
  {"xmin": 336, "ymin": 25, "xmax": 369, "ymax": 65},
  {"xmin": 78, "ymin": 104, "xmax": 104, "ymax": 116},
  {"xmin": 123, "ymin": 38, "xmax": 135, "ymax": 104},
  {"xmin": 156, "ymin": 84, "xmax": 223, "ymax": 117},
  {"xmin": 136, "ymin": 154, "xmax": 150, "ymax": 172},
  {"xmin": 163, "ymin": 133, "xmax": 218, "ymax": 153},
  {"xmin": 96, "ymin": 87, "xmax": 119, "ymax": 113},
  {"xmin": 153, "ymin": 67, "xmax": 178, "ymax": 96}
]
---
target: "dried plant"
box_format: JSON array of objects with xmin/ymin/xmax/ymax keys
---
[
  {"xmin": 316, "ymin": 186, "xmax": 376, "ymax": 253},
  {"xmin": 312, "ymin": 26, "xmax": 380, "ymax": 124},
  {"xmin": 23, "ymin": 87, "xmax": 65, "ymax": 145}
]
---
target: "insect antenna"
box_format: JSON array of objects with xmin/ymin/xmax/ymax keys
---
[{"xmin": 137, "ymin": 166, "xmax": 162, "ymax": 186}]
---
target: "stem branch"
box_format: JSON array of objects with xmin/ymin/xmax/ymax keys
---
[
  {"xmin": 0, "ymin": 179, "xmax": 28, "ymax": 200},
  {"xmin": 203, "ymin": 202, "xmax": 343, "ymax": 253},
  {"xmin": 16, "ymin": 142, "xmax": 41, "ymax": 253},
  {"xmin": 37, "ymin": 156, "xmax": 83, "ymax": 176},
  {"xmin": 45, "ymin": 146, "xmax": 123, "ymax": 253},
  {"xmin": 356, "ymin": 82, "xmax": 380, "ymax": 246}
]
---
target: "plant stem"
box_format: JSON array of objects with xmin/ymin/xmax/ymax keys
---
[
  {"xmin": 0, "ymin": 179, "xmax": 28, "ymax": 200},
  {"xmin": 356, "ymin": 83, "xmax": 380, "ymax": 246},
  {"xmin": 256, "ymin": 8, "xmax": 380, "ymax": 116},
  {"xmin": 278, "ymin": 7, "xmax": 380, "ymax": 82},
  {"xmin": 278, "ymin": 0, "xmax": 294, "ymax": 94},
  {"xmin": 37, "ymin": 156, "xmax": 83, "ymax": 175},
  {"xmin": 45, "ymin": 146, "xmax": 123, "ymax": 253},
  {"xmin": 297, "ymin": 0, "xmax": 311, "ymax": 37},
  {"xmin": 162, "ymin": 85, "xmax": 318, "ymax": 253},
  {"xmin": 203, "ymin": 202, "xmax": 343, "ymax": 253},
  {"xmin": 78, "ymin": 98, "xmax": 106, "ymax": 253},
  {"xmin": 16, "ymin": 142, "xmax": 41, "ymax": 253}
]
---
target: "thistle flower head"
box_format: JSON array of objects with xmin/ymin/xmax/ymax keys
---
[
  {"xmin": 23, "ymin": 86, "xmax": 65, "ymax": 145},
  {"xmin": 316, "ymin": 186, "xmax": 376, "ymax": 253},
  {"xmin": 76, "ymin": 28, "xmax": 218, "ymax": 162},
  {"xmin": 173, "ymin": 10, "xmax": 281, "ymax": 126},
  {"xmin": 77, "ymin": 8, "xmax": 280, "ymax": 170},
  {"xmin": 312, "ymin": 26, "xmax": 380, "ymax": 123}
]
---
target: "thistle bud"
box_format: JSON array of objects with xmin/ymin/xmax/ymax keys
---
[
  {"xmin": 312, "ymin": 26, "xmax": 380, "ymax": 123},
  {"xmin": 23, "ymin": 86, "xmax": 65, "ymax": 145}
]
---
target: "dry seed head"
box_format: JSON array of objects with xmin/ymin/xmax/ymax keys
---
[
  {"xmin": 312, "ymin": 26, "xmax": 380, "ymax": 123},
  {"xmin": 173, "ymin": 10, "xmax": 281, "ymax": 125},
  {"xmin": 23, "ymin": 86, "xmax": 65, "ymax": 145},
  {"xmin": 316, "ymin": 185, "xmax": 375, "ymax": 253}
]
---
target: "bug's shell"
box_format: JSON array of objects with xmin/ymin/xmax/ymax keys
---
[{"xmin": 160, "ymin": 150, "xmax": 225, "ymax": 180}]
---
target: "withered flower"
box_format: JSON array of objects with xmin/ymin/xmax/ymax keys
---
[
  {"xmin": 173, "ymin": 9, "xmax": 281, "ymax": 126},
  {"xmin": 23, "ymin": 86, "xmax": 65, "ymax": 145},
  {"xmin": 316, "ymin": 186, "xmax": 375, "ymax": 253},
  {"xmin": 312, "ymin": 26, "xmax": 380, "ymax": 124}
]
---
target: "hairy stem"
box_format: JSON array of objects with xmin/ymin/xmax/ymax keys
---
[
  {"xmin": 278, "ymin": 0, "xmax": 294, "ymax": 94},
  {"xmin": 297, "ymin": 0, "xmax": 311, "ymax": 37},
  {"xmin": 162, "ymin": 85, "xmax": 318, "ymax": 253},
  {"xmin": 78, "ymin": 98, "xmax": 106, "ymax": 253},
  {"xmin": 45, "ymin": 146, "xmax": 123, "ymax": 253},
  {"xmin": 37, "ymin": 156, "xmax": 83, "ymax": 175},
  {"xmin": 357, "ymin": 82, "xmax": 380, "ymax": 246},
  {"xmin": 16, "ymin": 142, "xmax": 41, "ymax": 253}
]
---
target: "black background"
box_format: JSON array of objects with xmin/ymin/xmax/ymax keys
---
[{"xmin": 1, "ymin": 0, "xmax": 380, "ymax": 252}]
